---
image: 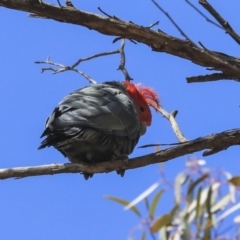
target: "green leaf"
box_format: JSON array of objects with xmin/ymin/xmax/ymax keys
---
[
  {"xmin": 124, "ymin": 182, "xmax": 159, "ymax": 210},
  {"xmin": 140, "ymin": 231, "xmax": 146, "ymax": 240},
  {"xmin": 211, "ymin": 194, "xmax": 232, "ymax": 213},
  {"xmin": 182, "ymin": 217, "xmax": 191, "ymax": 240},
  {"xmin": 187, "ymin": 173, "xmax": 209, "ymax": 200},
  {"xmin": 159, "ymin": 226, "xmax": 168, "ymax": 240},
  {"xmin": 144, "ymin": 197, "xmax": 150, "ymax": 211},
  {"xmin": 170, "ymin": 204, "xmax": 179, "ymax": 218},
  {"xmin": 229, "ymin": 176, "xmax": 240, "ymax": 187},
  {"xmin": 195, "ymin": 186, "xmax": 202, "ymax": 219},
  {"xmin": 149, "ymin": 190, "xmax": 165, "ymax": 219},
  {"xmin": 202, "ymin": 219, "xmax": 212, "ymax": 240},
  {"xmin": 206, "ymin": 186, "xmax": 212, "ymax": 220},
  {"xmin": 151, "ymin": 204, "xmax": 178, "ymax": 233},
  {"xmin": 104, "ymin": 195, "xmax": 141, "ymax": 217},
  {"xmin": 224, "ymin": 171, "xmax": 236, "ymax": 202},
  {"xmin": 196, "ymin": 204, "xmax": 205, "ymax": 239},
  {"xmin": 187, "ymin": 179, "xmax": 194, "ymax": 203},
  {"xmin": 174, "ymin": 172, "xmax": 189, "ymax": 204},
  {"xmin": 186, "ymin": 182, "xmax": 220, "ymax": 216},
  {"xmin": 151, "ymin": 214, "xmax": 172, "ymax": 233}
]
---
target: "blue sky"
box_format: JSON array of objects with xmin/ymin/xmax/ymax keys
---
[{"xmin": 1, "ymin": 0, "xmax": 240, "ymax": 239}]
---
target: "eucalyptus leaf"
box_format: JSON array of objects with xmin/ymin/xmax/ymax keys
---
[
  {"xmin": 105, "ymin": 195, "xmax": 141, "ymax": 217},
  {"xmin": 149, "ymin": 190, "xmax": 165, "ymax": 219}
]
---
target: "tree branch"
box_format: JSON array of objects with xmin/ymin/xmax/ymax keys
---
[
  {"xmin": 187, "ymin": 73, "xmax": 237, "ymax": 83},
  {"xmin": 151, "ymin": 0, "xmax": 196, "ymax": 46},
  {"xmin": 1, "ymin": 128, "xmax": 240, "ymax": 180},
  {"xmin": 117, "ymin": 39, "xmax": 133, "ymax": 81},
  {"xmin": 185, "ymin": 0, "xmax": 223, "ymax": 29},
  {"xmin": 1, "ymin": 0, "xmax": 240, "ymax": 80},
  {"xmin": 199, "ymin": 0, "xmax": 240, "ymax": 45},
  {"xmin": 35, "ymin": 48, "xmax": 121, "ymax": 84},
  {"xmin": 157, "ymin": 107, "xmax": 188, "ymax": 142}
]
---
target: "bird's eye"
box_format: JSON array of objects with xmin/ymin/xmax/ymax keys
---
[{"xmin": 140, "ymin": 106, "xmax": 144, "ymax": 112}]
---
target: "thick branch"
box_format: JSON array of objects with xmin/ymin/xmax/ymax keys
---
[
  {"xmin": 1, "ymin": 128, "xmax": 240, "ymax": 180},
  {"xmin": 2, "ymin": 1, "xmax": 240, "ymax": 80}
]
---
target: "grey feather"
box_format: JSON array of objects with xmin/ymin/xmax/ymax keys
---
[{"xmin": 39, "ymin": 82, "xmax": 144, "ymax": 170}]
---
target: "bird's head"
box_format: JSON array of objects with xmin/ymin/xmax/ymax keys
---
[{"xmin": 124, "ymin": 81, "xmax": 160, "ymax": 126}]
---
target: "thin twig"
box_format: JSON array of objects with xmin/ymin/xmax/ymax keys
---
[
  {"xmin": 157, "ymin": 107, "xmax": 188, "ymax": 142},
  {"xmin": 35, "ymin": 40, "xmax": 134, "ymax": 83},
  {"xmin": 185, "ymin": 0, "xmax": 222, "ymax": 29},
  {"xmin": 71, "ymin": 69, "xmax": 96, "ymax": 84},
  {"xmin": 199, "ymin": 0, "xmax": 240, "ymax": 45},
  {"xmin": 117, "ymin": 39, "xmax": 132, "ymax": 81},
  {"xmin": 151, "ymin": 0, "xmax": 197, "ymax": 47},
  {"xmin": 0, "ymin": 128, "xmax": 240, "ymax": 180},
  {"xmin": 35, "ymin": 49, "xmax": 121, "ymax": 84},
  {"xmin": 98, "ymin": 7, "xmax": 119, "ymax": 20},
  {"xmin": 57, "ymin": 0, "xmax": 62, "ymax": 7},
  {"xmin": 71, "ymin": 50, "xmax": 119, "ymax": 68},
  {"xmin": 146, "ymin": 220, "xmax": 157, "ymax": 240},
  {"xmin": 35, "ymin": 58, "xmax": 97, "ymax": 84},
  {"xmin": 3, "ymin": 0, "xmax": 240, "ymax": 80},
  {"xmin": 113, "ymin": 37, "xmax": 137, "ymax": 44},
  {"xmin": 147, "ymin": 21, "xmax": 159, "ymax": 29}
]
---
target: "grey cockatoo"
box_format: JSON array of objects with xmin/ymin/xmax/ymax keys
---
[{"xmin": 38, "ymin": 81, "xmax": 159, "ymax": 179}]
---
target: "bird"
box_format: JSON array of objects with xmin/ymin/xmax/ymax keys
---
[{"xmin": 38, "ymin": 81, "xmax": 159, "ymax": 179}]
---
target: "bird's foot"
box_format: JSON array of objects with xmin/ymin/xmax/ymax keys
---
[
  {"xmin": 116, "ymin": 169, "xmax": 125, "ymax": 177},
  {"xmin": 82, "ymin": 173, "xmax": 94, "ymax": 180},
  {"xmin": 116, "ymin": 156, "xmax": 129, "ymax": 177}
]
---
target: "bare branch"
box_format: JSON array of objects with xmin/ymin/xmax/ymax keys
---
[
  {"xmin": 157, "ymin": 107, "xmax": 188, "ymax": 142},
  {"xmin": 35, "ymin": 58, "xmax": 97, "ymax": 84},
  {"xmin": 57, "ymin": 0, "xmax": 62, "ymax": 7},
  {"xmin": 151, "ymin": 0, "xmax": 197, "ymax": 47},
  {"xmin": 151, "ymin": 0, "xmax": 240, "ymax": 80},
  {"xmin": 2, "ymin": 0, "xmax": 240, "ymax": 80},
  {"xmin": 0, "ymin": 128, "xmax": 240, "ymax": 180},
  {"xmin": 98, "ymin": 7, "xmax": 119, "ymax": 20},
  {"xmin": 35, "ymin": 49, "xmax": 121, "ymax": 84},
  {"xmin": 71, "ymin": 50, "xmax": 120, "ymax": 69},
  {"xmin": 187, "ymin": 73, "xmax": 237, "ymax": 83},
  {"xmin": 117, "ymin": 39, "xmax": 132, "ymax": 81},
  {"xmin": 147, "ymin": 21, "xmax": 159, "ymax": 29},
  {"xmin": 185, "ymin": 0, "xmax": 223, "ymax": 29},
  {"xmin": 199, "ymin": 0, "xmax": 240, "ymax": 45},
  {"xmin": 197, "ymin": 42, "xmax": 240, "ymax": 77},
  {"xmin": 35, "ymin": 42, "xmax": 136, "ymax": 82},
  {"xmin": 71, "ymin": 69, "xmax": 97, "ymax": 84}
]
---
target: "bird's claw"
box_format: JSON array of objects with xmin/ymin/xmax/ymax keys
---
[
  {"xmin": 116, "ymin": 156, "xmax": 129, "ymax": 177},
  {"xmin": 83, "ymin": 173, "xmax": 93, "ymax": 180}
]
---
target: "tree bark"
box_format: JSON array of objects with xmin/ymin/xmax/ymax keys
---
[
  {"xmin": 1, "ymin": 0, "xmax": 240, "ymax": 80},
  {"xmin": 0, "ymin": 128, "xmax": 239, "ymax": 180}
]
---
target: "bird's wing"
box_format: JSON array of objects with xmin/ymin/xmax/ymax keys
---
[{"xmin": 43, "ymin": 83, "xmax": 140, "ymax": 139}]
